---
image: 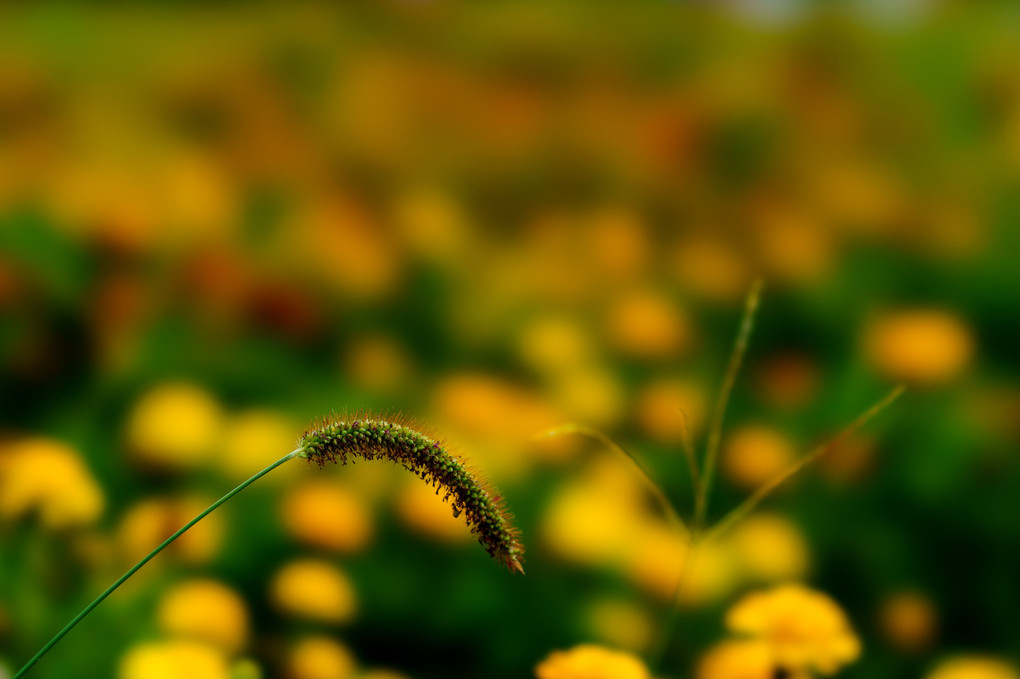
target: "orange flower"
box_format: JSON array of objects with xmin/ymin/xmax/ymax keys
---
[
  {"xmin": 535, "ymin": 644, "xmax": 650, "ymax": 679},
  {"xmin": 0, "ymin": 438, "xmax": 104, "ymax": 529},
  {"xmin": 879, "ymin": 591, "xmax": 937, "ymax": 652},
  {"xmin": 287, "ymin": 636, "xmax": 357, "ymax": 679},
  {"xmin": 119, "ymin": 640, "xmax": 229, "ymax": 679},
  {"xmin": 722, "ymin": 425, "xmax": 796, "ymax": 491},
  {"xmin": 698, "ymin": 640, "xmax": 779, "ymax": 679},
  {"xmin": 118, "ymin": 495, "xmax": 224, "ymax": 566},
  {"xmin": 125, "ymin": 382, "xmax": 223, "ymax": 471},
  {"xmin": 270, "ymin": 560, "xmax": 357, "ymax": 624},
  {"xmin": 634, "ymin": 378, "xmax": 707, "ymax": 444},
  {"xmin": 863, "ymin": 310, "xmax": 974, "ymax": 384},
  {"xmin": 926, "ymin": 657, "xmax": 1020, "ymax": 679},
  {"xmin": 726, "ymin": 584, "xmax": 860, "ymax": 675},
  {"xmin": 606, "ymin": 290, "xmax": 692, "ymax": 360},
  {"xmin": 156, "ymin": 579, "xmax": 249, "ymax": 652},
  {"xmin": 281, "ymin": 481, "xmax": 373, "ymax": 553},
  {"xmin": 728, "ymin": 514, "xmax": 810, "ymax": 583}
]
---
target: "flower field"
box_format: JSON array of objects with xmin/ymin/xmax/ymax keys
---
[{"xmin": 1, "ymin": 2, "xmax": 1019, "ymax": 678}]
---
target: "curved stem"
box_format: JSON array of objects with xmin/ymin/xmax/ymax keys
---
[
  {"xmin": 13, "ymin": 448, "xmax": 303, "ymax": 679},
  {"xmin": 696, "ymin": 278, "xmax": 763, "ymax": 529},
  {"xmin": 676, "ymin": 409, "xmax": 700, "ymax": 517},
  {"xmin": 534, "ymin": 424, "xmax": 690, "ymax": 671},
  {"xmin": 647, "ymin": 530, "xmax": 701, "ymax": 671},
  {"xmin": 535, "ymin": 424, "xmax": 686, "ymax": 533},
  {"xmin": 705, "ymin": 385, "xmax": 905, "ymax": 542}
]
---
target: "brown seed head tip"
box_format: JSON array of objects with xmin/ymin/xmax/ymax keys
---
[
  {"xmin": 298, "ymin": 411, "xmax": 525, "ymax": 574},
  {"xmin": 508, "ymin": 554, "xmax": 526, "ymax": 575}
]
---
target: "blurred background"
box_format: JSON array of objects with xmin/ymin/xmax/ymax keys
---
[{"xmin": 1, "ymin": 1, "xmax": 1018, "ymax": 678}]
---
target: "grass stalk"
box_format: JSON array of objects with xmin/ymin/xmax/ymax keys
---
[
  {"xmin": 12, "ymin": 448, "xmax": 303, "ymax": 679},
  {"xmin": 695, "ymin": 278, "xmax": 763, "ymax": 529},
  {"xmin": 704, "ymin": 384, "xmax": 906, "ymax": 542},
  {"xmin": 535, "ymin": 424, "xmax": 687, "ymax": 534},
  {"xmin": 647, "ymin": 530, "xmax": 701, "ymax": 671},
  {"xmin": 677, "ymin": 409, "xmax": 701, "ymax": 517}
]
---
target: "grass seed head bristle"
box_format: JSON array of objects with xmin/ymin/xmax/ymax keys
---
[{"xmin": 297, "ymin": 411, "xmax": 525, "ymax": 574}]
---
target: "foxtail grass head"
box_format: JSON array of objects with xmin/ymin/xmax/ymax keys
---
[
  {"xmin": 11, "ymin": 411, "xmax": 523, "ymax": 679},
  {"xmin": 297, "ymin": 412, "xmax": 525, "ymax": 574}
]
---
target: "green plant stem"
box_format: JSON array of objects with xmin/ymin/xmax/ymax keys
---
[
  {"xmin": 13, "ymin": 448, "xmax": 303, "ymax": 679},
  {"xmin": 704, "ymin": 384, "xmax": 906, "ymax": 542},
  {"xmin": 535, "ymin": 424, "xmax": 687, "ymax": 533},
  {"xmin": 536, "ymin": 424, "xmax": 694, "ymax": 671},
  {"xmin": 647, "ymin": 529, "xmax": 701, "ymax": 672},
  {"xmin": 696, "ymin": 278, "xmax": 763, "ymax": 529},
  {"xmin": 676, "ymin": 409, "xmax": 701, "ymax": 515}
]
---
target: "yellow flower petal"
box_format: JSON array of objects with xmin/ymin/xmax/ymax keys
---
[
  {"xmin": 535, "ymin": 644, "xmax": 650, "ymax": 679},
  {"xmin": 270, "ymin": 560, "xmax": 357, "ymax": 624},
  {"xmin": 157, "ymin": 579, "xmax": 249, "ymax": 652}
]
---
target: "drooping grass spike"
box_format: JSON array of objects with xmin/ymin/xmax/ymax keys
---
[
  {"xmin": 13, "ymin": 411, "xmax": 523, "ymax": 679},
  {"xmin": 298, "ymin": 412, "xmax": 525, "ymax": 574}
]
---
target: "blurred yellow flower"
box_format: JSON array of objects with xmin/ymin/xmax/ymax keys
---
[
  {"xmin": 626, "ymin": 525, "xmax": 737, "ymax": 606},
  {"xmin": 511, "ymin": 215, "xmax": 597, "ymax": 302},
  {"xmin": 270, "ymin": 559, "xmax": 357, "ymax": 624},
  {"xmin": 542, "ymin": 459, "xmax": 650, "ymax": 568},
  {"xmin": 517, "ymin": 315, "xmax": 594, "ymax": 377},
  {"xmin": 728, "ymin": 514, "xmax": 810, "ymax": 582},
  {"xmin": 751, "ymin": 201, "xmax": 835, "ymax": 283},
  {"xmin": 281, "ymin": 481, "xmax": 373, "ymax": 553},
  {"xmin": 395, "ymin": 479, "xmax": 470, "ymax": 544},
  {"xmin": 585, "ymin": 598, "xmax": 654, "ymax": 652},
  {"xmin": 586, "ymin": 207, "xmax": 649, "ymax": 282},
  {"xmin": 623, "ymin": 522, "xmax": 687, "ymax": 601},
  {"xmin": 292, "ymin": 197, "xmax": 400, "ymax": 299},
  {"xmin": 551, "ymin": 367, "xmax": 625, "ymax": 429},
  {"xmin": 926, "ymin": 657, "xmax": 1020, "ymax": 679},
  {"xmin": 634, "ymin": 378, "xmax": 706, "ymax": 444},
  {"xmin": 544, "ymin": 482, "xmax": 637, "ymax": 567},
  {"xmin": 674, "ymin": 236, "xmax": 752, "ymax": 304},
  {"xmin": 863, "ymin": 310, "xmax": 974, "ymax": 384},
  {"xmin": 722, "ymin": 425, "xmax": 796, "ymax": 491},
  {"xmin": 535, "ymin": 644, "xmax": 650, "ymax": 679},
  {"xmin": 343, "ymin": 335, "xmax": 414, "ymax": 394},
  {"xmin": 697, "ymin": 639, "xmax": 775, "ymax": 679},
  {"xmin": 606, "ymin": 290, "xmax": 691, "ymax": 360},
  {"xmin": 156, "ymin": 579, "xmax": 249, "ymax": 652},
  {"xmin": 530, "ymin": 427, "xmax": 584, "ymax": 465},
  {"xmin": 392, "ymin": 188, "xmax": 468, "ymax": 263},
  {"xmin": 812, "ymin": 158, "xmax": 902, "ymax": 232},
  {"xmin": 288, "ymin": 636, "xmax": 356, "ymax": 679},
  {"xmin": 126, "ymin": 382, "xmax": 224, "ymax": 470},
  {"xmin": 158, "ymin": 151, "xmax": 237, "ymax": 234},
  {"xmin": 119, "ymin": 639, "xmax": 229, "ymax": 679},
  {"xmin": 49, "ymin": 161, "xmax": 161, "ymax": 255},
  {"xmin": 118, "ymin": 495, "xmax": 224, "ymax": 565},
  {"xmin": 432, "ymin": 374, "xmax": 559, "ymax": 442},
  {"xmin": 726, "ymin": 584, "xmax": 860, "ymax": 675},
  {"xmin": 431, "ymin": 373, "xmax": 560, "ymax": 477},
  {"xmin": 0, "ymin": 438, "xmax": 104, "ymax": 529},
  {"xmin": 218, "ymin": 409, "xmax": 300, "ymax": 483},
  {"xmin": 879, "ymin": 591, "xmax": 937, "ymax": 652}
]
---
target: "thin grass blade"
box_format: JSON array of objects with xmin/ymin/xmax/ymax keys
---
[
  {"xmin": 535, "ymin": 423, "xmax": 687, "ymax": 533},
  {"xmin": 705, "ymin": 384, "xmax": 906, "ymax": 542},
  {"xmin": 696, "ymin": 277, "xmax": 764, "ymax": 528}
]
